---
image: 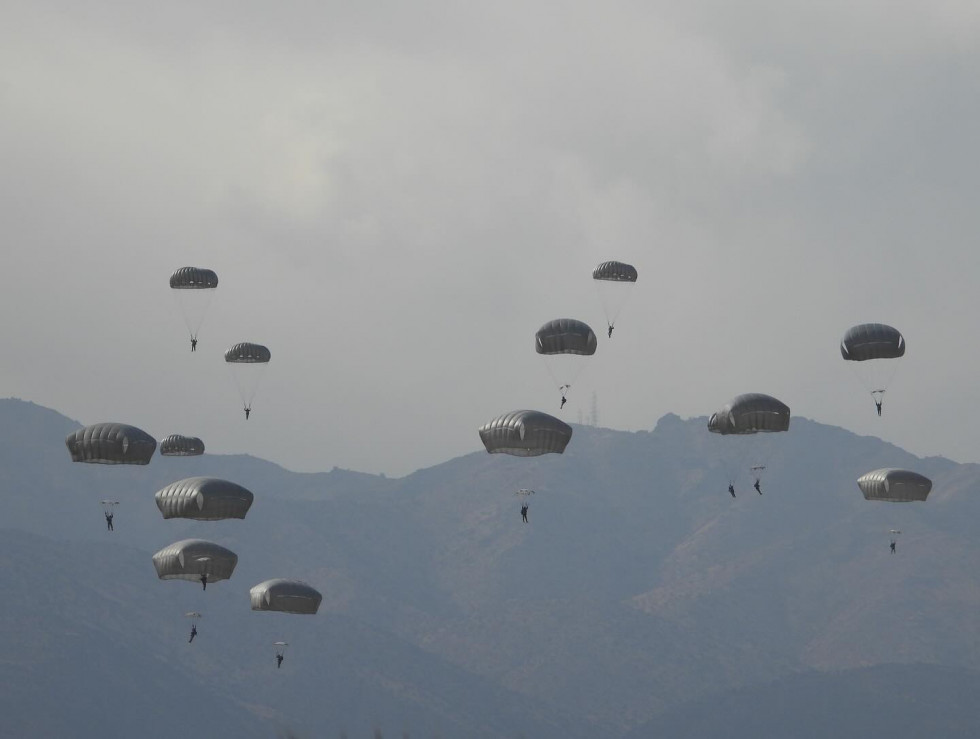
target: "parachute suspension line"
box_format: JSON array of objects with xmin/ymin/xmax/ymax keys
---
[
  {"xmin": 170, "ymin": 288, "xmax": 215, "ymax": 343},
  {"xmin": 538, "ymin": 355, "xmax": 568, "ymax": 403}
]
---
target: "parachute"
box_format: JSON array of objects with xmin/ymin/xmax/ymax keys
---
[
  {"xmin": 152, "ymin": 539, "xmax": 238, "ymax": 585},
  {"xmin": 534, "ymin": 319, "xmax": 597, "ymax": 408},
  {"xmin": 170, "ymin": 267, "xmax": 218, "ymax": 349},
  {"xmin": 707, "ymin": 394, "xmax": 791, "ymax": 435},
  {"xmin": 708, "ymin": 394, "xmax": 790, "ymax": 490},
  {"xmin": 66, "ymin": 423, "xmax": 157, "ymax": 465},
  {"xmin": 154, "ymin": 477, "xmax": 254, "ymax": 521},
  {"xmin": 185, "ymin": 611, "xmax": 202, "ymax": 626},
  {"xmin": 224, "ymin": 342, "xmax": 271, "ymax": 417},
  {"xmin": 160, "ymin": 434, "xmax": 205, "ymax": 457},
  {"xmin": 479, "ymin": 410, "xmax": 573, "ymax": 456},
  {"xmin": 273, "ymin": 641, "xmax": 289, "ymax": 658},
  {"xmin": 100, "ymin": 500, "xmax": 119, "ymax": 516},
  {"xmin": 592, "ymin": 261, "xmax": 638, "ymax": 336},
  {"xmin": 841, "ymin": 323, "xmax": 905, "ymax": 414},
  {"xmin": 857, "ymin": 469, "xmax": 932, "ymax": 502},
  {"xmin": 514, "ymin": 488, "xmax": 535, "ymax": 497},
  {"xmin": 250, "ymin": 579, "xmax": 322, "ymax": 615}
]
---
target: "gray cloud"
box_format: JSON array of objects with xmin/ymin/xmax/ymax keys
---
[{"xmin": 2, "ymin": 1, "xmax": 978, "ymax": 474}]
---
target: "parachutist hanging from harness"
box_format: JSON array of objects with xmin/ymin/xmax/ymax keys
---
[
  {"xmin": 607, "ymin": 324, "xmax": 614, "ymax": 338},
  {"xmin": 728, "ymin": 483, "xmax": 736, "ymax": 498},
  {"xmin": 521, "ymin": 504, "xmax": 529, "ymax": 523},
  {"xmin": 200, "ymin": 572, "xmax": 208, "ymax": 591},
  {"xmin": 890, "ymin": 540, "xmax": 896, "ymax": 554},
  {"xmin": 190, "ymin": 337, "xmax": 197, "ymax": 352},
  {"xmin": 105, "ymin": 511, "xmax": 114, "ymax": 531},
  {"xmin": 189, "ymin": 624, "xmax": 197, "ymax": 642},
  {"xmin": 244, "ymin": 405, "xmax": 251, "ymax": 420},
  {"xmin": 875, "ymin": 399, "xmax": 883, "ymax": 416},
  {"xmin": 754, "ymin": 479, "xmax": 762, "ymax": 495},
  {"xmin": 276, "ymin": 654, "xmax": 284, "ymax": 668}
]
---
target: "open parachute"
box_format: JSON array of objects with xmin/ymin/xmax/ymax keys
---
[
  {"xmin": 160, "ymin": 434, "xmax": 205, "ymax": 457},
  {"xmin": 154, "ymin": 477, "xmax": 254, "ymax": 520},
  {"xmin": 708, "ymin": 394, "xmax": 790, "ymax": 492},
  {"xmin": 225, "ymin": 342, "xmax": 271, "ymax": 418},
  {"xmin": 152, "ymin": 539, "xmax": 238, "ymax": 586},
  {"xmin": 534, "ymin": 319, "xmax": 597, "ymax": 408},
  {"xmin": 250, "ymin": 579, "xmax": 322, "ymax": 615},
  {"xmin": 857, "ymin": 469, "xmax": 931, "ymax": 502},
  {"xmin": 479, "ymin": 410, "xmax": 572, "ymax": 456},
  {"xmin": 170, "ymin": 267, "xmax": 218, "ymax": 350},
  {"xmin": 592, "ymin": 261, "xmax": 637, "ymax": 337},
  {"xmin": 841, "ymin": 323, "xmax": 905, "ymax": 415},
  {"xmin": 66, "ymin": 423, "xmax": 157, "ymax": 465}
]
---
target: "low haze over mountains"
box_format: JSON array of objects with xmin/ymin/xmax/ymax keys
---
[{"xmin": 2, "ymin": 398, "xmax": 980, "ymax": 738}]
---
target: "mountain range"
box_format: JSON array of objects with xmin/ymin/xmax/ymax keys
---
[{"xmin": 1, "ymin": 397, "xmax": 979, "ymax": 738}]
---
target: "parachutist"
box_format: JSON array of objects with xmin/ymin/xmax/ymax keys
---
[
  {"xmin": 244, "ymin": 406, "xmax": 251, "ymax": 420},
  {"xmin": 890, "ymin": 541, "xmax": 896, "ymax": 554},
  {"xmin": 276, "ymin": 654, "xmax": 284, "ymax": 669},
  {"xmin": 607, "ymin": 325, "xmax": 614, "ymax": 338},
  {"xmin": 728, "ymin": 483, "xmax": 736, "ymax": 499},
  {"xmin": 521, "ymin": 504, "xmax": 528, "ymax": 523},
  {"xmin": 190, "ymin": 337, "xmax": 197, "ymax": 352},
  {"xmin": 200, "ymin": 573, "xmax": 208, "ymax": 591},
  {"xmin": 189, "ymin": 625, "xmax": 197, "ymax": 643},
  {"xmin": 875, "ymin": 400, "xmax": 882, "ymax": 416},
  {"xmin": 105, "ymin": 512, "xmax": 114, "ymax": 531},
  {"xmin": 560, "ymin": 396, "xmax": 567, "ymax": 410},
  {"xmin": 754, "ymin": 479, "xmax": 762, "ymax": 495}
]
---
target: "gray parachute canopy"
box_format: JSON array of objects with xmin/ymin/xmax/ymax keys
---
[
  {"xmin": 840, "ymin": 323, "xmax": 905, "ymax": 361},
  {"xmin": 170, "ymin": 267, "xmax": 218, "ymax": 289},
  {"xmin": 535, "ymin": 319, "xmax": 598, "ymax": 356},
  {"xmin": 225, "ymin": 342, "xmax": 271, "ymax": 363},
  {"xmin": 152, "ymin": 539, "xmax": 238, "ymax": 583},
  {"xmin": 250, "ymin": 579, "xmax": 322, "ymax": 615},
  {"xmin": 592, "ymin": 261, "xmax": 638, "ymax": 282},
  {"xmin": 66, "ymin": 423, "xmax": 157, "ymax": 465},
  {"xmin": 857, "ymin": 469, "xmax": 932, "ymax": 502},
  {"xmin": 159, "ymin": 434, "xmax": 205, "ymax": 457},
  {"xmin": 155, "ymin": 477, "xmax": 254, "ymax": 520},
  {"xmin": 479, "ymin": 410, "xmax": 573, "ymax": 456},
  {"xmin": 707, "ymin": 394, "xmax": 791, "ymax": 435}
]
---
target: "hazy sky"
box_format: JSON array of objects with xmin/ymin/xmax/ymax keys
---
[{"xmin": 3, "ymin": 1, "xmax": 980, "ymax": 476}]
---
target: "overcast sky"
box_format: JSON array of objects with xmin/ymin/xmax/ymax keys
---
[{"xmin": 2, "ymin": 1, "xmax": 980, "ymax": 476}]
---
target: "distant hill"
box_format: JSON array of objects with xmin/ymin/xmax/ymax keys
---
[
  {"xmin": 625, "ymin": 663, "xmax": 980, "ymax": 739},
  {"xmin": 2, "ymin": 397, "xmax": 980, "ymax": 736}
]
